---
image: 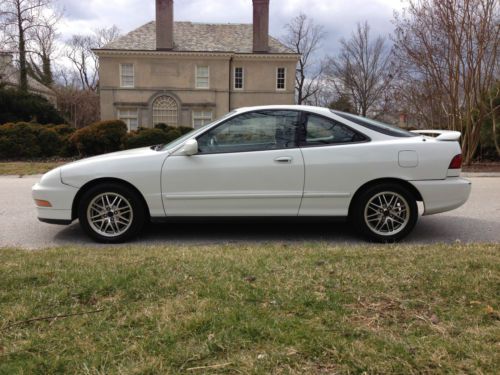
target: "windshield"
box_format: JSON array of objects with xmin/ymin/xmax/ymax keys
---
[
  {"xmin": 332, "ymin": 110, "xmax": 418, "ymax": 138},
  {"xmin": 161, "ymin": 111, "xmax": 237, "ymax": 151}
]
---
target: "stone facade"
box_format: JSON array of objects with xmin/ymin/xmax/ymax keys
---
[{"xmin": 95, "ymin": 1, "xmax": 300, "ymax": 130}]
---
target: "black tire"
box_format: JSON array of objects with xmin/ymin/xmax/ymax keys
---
[
  {"xmin": 78, "ymin": 183, "xmax": 146, "ymax": 243},
  {"xmin": 351, "ymin": 183, "xmax": 418, "ymax": 243}
]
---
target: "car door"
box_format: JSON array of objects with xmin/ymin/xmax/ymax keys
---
[
  {"xmin": 161, "ymin": 110, "xmax": 305, "ymax": 216},
  {"xmin": 298, "ymin": 112, "xmax": 371, "ymax": 216}
]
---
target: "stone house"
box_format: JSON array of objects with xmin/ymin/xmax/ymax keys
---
[
  {"xmin": 94, "ymin": 0, "xmax": 300, "ymax": 130},
  {"xmin": 0, "ymin": 51, "xmax": 57, "ymax": 106}
]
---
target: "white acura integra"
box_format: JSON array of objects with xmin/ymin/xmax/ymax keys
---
[{"xmin": 33, "ymin": 105, "xmax": 471, "ymax": 243}]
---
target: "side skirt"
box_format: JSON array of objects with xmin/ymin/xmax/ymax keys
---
[{"xmin": 150, "ymin": 216, "xmax": 348, "ymax": 224}]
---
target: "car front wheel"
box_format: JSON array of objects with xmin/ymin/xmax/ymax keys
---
[
  {"xmin": 352, "ymin": 183, "xmax": 418, "ymax": 242},
  {"xmin": 78, "ymin": 183, "xmax": 146, "ymax": 243}
]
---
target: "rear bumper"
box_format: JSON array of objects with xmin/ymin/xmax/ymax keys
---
[{"xmin": 410, "ymin": 177, "xmax": 471, "ymax": 215}]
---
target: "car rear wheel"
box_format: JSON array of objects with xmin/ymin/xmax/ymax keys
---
[
  {"xmin": 352, "ymin": 183, "xmax": 418, "ymax": 242},
  {"xmin": 78, "ymin": 183, "xmax": 146, "ymax": 243}
]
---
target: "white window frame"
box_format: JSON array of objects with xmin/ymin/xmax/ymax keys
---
[
  {"xmin": 117, "ymin": 108, "xmax": 139, "ymax": 131},
  {"xmin": 233, "ymin": 67, "xmax": 244, "ymax": 90},
  {"xmin": 152, "ymin": 96, "xmax": 178, "ymax": 127},
  {"xmin": 120, "ymin": 63, "xmax": 135, "ymax": 88},
  {"xmin": 192, "ymin": 110, "xmax": 213, "ymax": 128},
  {"xmin": 276, "ymin": 67, "xmax": 286, "ymax": 91},
  {"xmin": 195, "ymin": 65, "xmax": 210, "ymax": 89}
]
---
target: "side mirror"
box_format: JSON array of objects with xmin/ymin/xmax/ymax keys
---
[{"xmin": 179, "ymin": 139, "xmax": 198, "ymax": 156}]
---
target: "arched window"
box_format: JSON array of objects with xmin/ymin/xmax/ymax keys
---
[{"xmin": 152, "ymin": 95, "xmax": 178, "ymax": 126}]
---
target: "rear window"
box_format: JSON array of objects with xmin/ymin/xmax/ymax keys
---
[{"xmin": 332, "ymin": 110, "xmax": 418, "ymax": 138}]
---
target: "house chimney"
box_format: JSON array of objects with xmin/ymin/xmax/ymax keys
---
[
  {"xmin": 253, "ymin": 0, "xmax": 269, "ymax": 53},
  {"xmin": 156, "ymin": 0, "xmax": 174, "ymax": 50}
]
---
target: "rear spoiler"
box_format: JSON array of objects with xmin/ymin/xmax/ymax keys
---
[{"xmin": 410, "ymin": 130, "xmax": 461, "ymax": 141}]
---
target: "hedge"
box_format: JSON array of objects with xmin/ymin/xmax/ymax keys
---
[
  {"xmin": 47, "ymin": 124, "xmax": 77, "ymax": 157},
  {"xmin": 0, "ymin": 122, "xmax": 65, "ymax": 159},
  {"xmin": 0, "ymin": 120, "xmax": 194, "ymax": 159},
  {"xmin": 123, "ymin": 125, "xmax": 193, "ymax": 149},
  {"xmin": 123, "ymin": 128, "xmax": 172, "ymax": 149},
  {"xmin": 69, "ymin": 120, "xmax": 127, "ymax": 156},
  {"xmin": 0, "ymin": 87, "xmax": 64, "ymax": 125}
]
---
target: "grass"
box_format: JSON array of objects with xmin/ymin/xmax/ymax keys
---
[
  {"xmin": 0, "ymin": 161, "xmax": 67, "ymax": 176},
  {"xmin": 0, "ymin": 243, "xmax": 498, "ymax": 374}
]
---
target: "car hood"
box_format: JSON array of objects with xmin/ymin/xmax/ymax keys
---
[
  {"xmin": 64, "ymin": 146, "xmax": 163, "ymax": 169},
  {"xmin": 60, "ymin": 146, "xmax": 168, "ymax": 188},
  {"xmin": 71, "ymin": 147, "xmax": 158, "ymax": 164}
]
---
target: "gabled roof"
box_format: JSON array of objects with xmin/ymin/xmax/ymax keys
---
[
  {"xmin": 0, "ymin": 64, "xmax": 54, "ymax": 96},
  {"xmin": 99, "ymin": 21, "xmax": 294, "ymax": 54}
]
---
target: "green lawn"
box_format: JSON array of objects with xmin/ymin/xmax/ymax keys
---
[
  {"xmin": 0, "ymin": 162, "xmax": 67, "ymax": 176},
  {"xmin": 0, "ymin": 243, "xmax": 498, "ymax": 374}
]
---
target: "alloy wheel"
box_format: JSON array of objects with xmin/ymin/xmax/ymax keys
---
[
  {"xmin": 364, "ymin": 191, "xmax": 410, "ymax": 236},
  {"xmin": 86, "ymin": 192, "xmax": 134, "ymax": 237}
]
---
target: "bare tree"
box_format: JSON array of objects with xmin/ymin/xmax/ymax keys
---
[
  {"xmin": 325, "ymin": 22, "xmax": 394, "ymax": 117},
  {"xmin": 282, "ymin": 13, "xmax": 326, "ymax": 105},
  {"xmin": 54, "ymin": 84, "xmax": 100, "ymax": 128},
  {"xmin": 66, "ymin": 34, "xmax": 98, "ymax": 91},
  {"xmin": 94, "ymin": 25, "xmax": 121, "ymax": 48},
  {"xmin": 488, "ymin": 82, "xmax": 500, "ymax": 156},
  {"xmin": 54, "ymin": 65, "xmax": 81, "ymax": 88},
  {"xmin": 393, "ymin": 0, "xmax": 500, "ymax": 164},
  {"xmin": 27, "ymin": 11, "xmax": 60, "ymax": 86},
  {"xmin": 0, "ymin": 0, "xmax": 56, "ymax": 92},
  {"xmin": 65, "ymin": 26, "xmax": 120, "ymax": 91}
]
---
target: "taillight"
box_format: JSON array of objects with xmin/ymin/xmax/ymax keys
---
[{"xmin": 449, "ymin": 154, "xmax": 462, "ymax": 169}]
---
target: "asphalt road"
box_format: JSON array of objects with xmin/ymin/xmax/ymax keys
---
[{"xmin": 0, "ymin": 175, "xmax": 499, "ymax": 249}]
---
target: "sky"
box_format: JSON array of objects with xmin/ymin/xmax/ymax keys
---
[{"xmin": 56, "ymin": 0, "xmax": 406, "ymax": 56}]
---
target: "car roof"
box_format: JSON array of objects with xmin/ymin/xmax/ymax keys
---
[{"xmin": 235, "ymin": 105, "xmax": 331, "ymax": 115}]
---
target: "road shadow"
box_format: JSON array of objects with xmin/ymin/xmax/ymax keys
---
[{"xmin": 50, "ymin": 215, "xmax": 500, "ymax": 247}]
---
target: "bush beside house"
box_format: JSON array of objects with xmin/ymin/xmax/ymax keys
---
[
  {"xmin": 0, "ymin": 123, "xmax": 64, "ymax": 158},
  {"xmin": 0, "ymin": 87, "xmax": 64, "ymax": 125},
  {"xmin": 0, "ymin": 119, "xmax": 196, "ymax": 159},
  {"xmin": 123, "ymin": 128, "xmax": 171, "ymax": 149},
  {"xmin": 69, "ymin": 120, "xmax": 128, "ymax": 156},
  {"xmin": 123, "ymin": 125, "xmax": 192, "ymax": 149}
]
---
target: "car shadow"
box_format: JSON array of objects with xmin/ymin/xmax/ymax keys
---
[
  {"xmin": 51, "ymin": 215, "xmax": 500, "ymax": 246},
  {"xmin": 143, "ymin": 218, "xmax": 361, "ymax": 244}
]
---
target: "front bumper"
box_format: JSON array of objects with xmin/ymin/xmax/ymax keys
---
[
  {"xmin": 410, "ymin": 177, "xmax": 471, "ymax": 215},
  {"xmin": 32, "ymin": 170, "xmax": 79, "ymax": 224},
  {"xmin": 38, "ymin": 217, "xmax": 73, "ymax": 225}
]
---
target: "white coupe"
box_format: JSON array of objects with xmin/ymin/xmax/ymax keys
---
[{"xmin": 33, "ymin": 105, "xmax": 471, "ymax": 243}]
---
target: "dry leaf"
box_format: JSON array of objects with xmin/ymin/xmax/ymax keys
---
[{"xmin": 430, "ymin": 314, "xmax": 440, "ymax": 324}]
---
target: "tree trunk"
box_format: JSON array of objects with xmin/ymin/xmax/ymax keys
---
[
  {"xmin": 41, "ymin": 55, "xmax": 53, "ymax": 86},
  {"xmin": 490, "ymin": 95, "xmax": 500, "ymax": 157},
  {"xmin": 16, "ymin": 2, "xmax": 28, "ymax": 93}
]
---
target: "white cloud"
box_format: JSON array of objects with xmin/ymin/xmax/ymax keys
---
[{"xmin": 57, "ymin": 0, "xmax": 406, "ymax": 55}]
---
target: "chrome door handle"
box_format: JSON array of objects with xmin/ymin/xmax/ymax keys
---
[{"xmin": 274, "ymin": 156, "xmax": 292, "ymax": 163}]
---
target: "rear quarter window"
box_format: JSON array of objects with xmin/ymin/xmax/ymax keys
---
[{"xmin": 332, "ymin": 111, "xmax": 418, "ymax": 138}]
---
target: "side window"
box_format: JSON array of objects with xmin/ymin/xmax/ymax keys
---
[
  {"xmin": 197, "ymin": 110, "xmax": 300, "ymax": 154},
  {"xmin": 304, "ymin": 114, "xmax": 365, "ymax": 145}
]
